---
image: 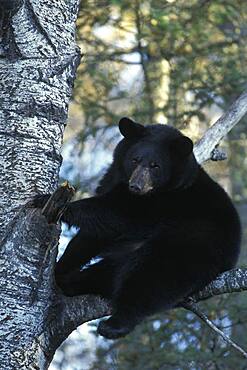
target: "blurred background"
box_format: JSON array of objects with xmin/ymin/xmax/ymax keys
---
[{"xmin": 50, "ymin": 0, "xmax": 247, "ymax": 369}]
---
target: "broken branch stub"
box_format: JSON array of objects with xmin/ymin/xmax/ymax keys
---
[{"xmin": 41, "ymin": 182, "xmax": 75, "ymax": 224}]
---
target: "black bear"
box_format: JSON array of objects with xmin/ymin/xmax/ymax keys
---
[{"xmin": 34, "ymin": 117, "xmax": 241, "ymax": 339}]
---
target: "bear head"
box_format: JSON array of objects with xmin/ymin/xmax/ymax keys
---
[{"xmin": 97, "ymin": 117, "xmax": 199, "ymax": 196}]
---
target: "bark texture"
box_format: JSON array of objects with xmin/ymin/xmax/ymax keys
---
[
  {"xmin": 0, "ymin": 0, "xmax": 81, "ymax": 238},
  {"xmin": 0, "ymin": 0, "xmax": 81, "ymax": 368},
  {"xmin": 0, "ymin": 205, "xmax": 110, "ymax": 369}
]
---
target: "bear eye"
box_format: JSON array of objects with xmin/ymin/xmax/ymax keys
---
[
  {"xmin": 132, "ymin": 158, "xmax": 139, "ymax": 164},
  {"xmin": 150, "ymin": 162, "xmax": 160, "ymax": 169}
]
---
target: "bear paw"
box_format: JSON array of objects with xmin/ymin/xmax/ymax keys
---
[{"xmin": 97, "ymin": 316, "xmax": 133, "ymax": 339}]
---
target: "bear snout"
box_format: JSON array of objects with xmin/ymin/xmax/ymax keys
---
[{"xmin": 129, "ymin": 165, "xmax": 153, "ymax": 195}]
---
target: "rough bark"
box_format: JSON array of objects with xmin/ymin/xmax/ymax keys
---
[
  {"xmin": 0, "ymin": 207, "xmax": 59, "ymax": 369},
  {"xmin": 0, "ymin": 0, "xmax": 81, "ymax": 239},
  {"xmin": 0, "ymin": 0, "xmax": 81, "ymax": 368},
  {"xmin": 0, "ymin": 0, "xmax": 247, "ymax": 368}
]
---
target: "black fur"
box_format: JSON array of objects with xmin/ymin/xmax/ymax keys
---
[{"xmin": 35, "ymin": 118, "xmax": 241, "ymax": 339}]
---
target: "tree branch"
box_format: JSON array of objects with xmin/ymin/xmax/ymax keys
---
[
  {"xmin": 41, "ymin": 181, "xmax": 75, "ymax": 223},
  {"xmin": 51, "ymin": 267, "xmax": 247, "ymax": 348},
  {"xmin": 192, "ymin": 268, "xmax": 247, "ymax": 302},
  {"xmin": 44, "ymin": 294, "xmax": 111, "ymax": 360},
  {"xmin": 182, "ymin": 298, "xmax": 247, "ymax": 359},
  {"xmin": 194, "ymin": 89, "xmax": 247, "ymax": 164}
]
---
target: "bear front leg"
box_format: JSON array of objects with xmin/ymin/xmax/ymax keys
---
[
  {"xmin": 97, "ymin": 309, "xmax": 142, "ymax": 339},
  {"xmin": 56, "ymin": 259, "xmax": 115, "ymax": 299},
  {"xmin": 56, "ymin": 233, "xmax": 102, "ymax": 272},
  {"xmin": 97, "ymin": 266, "xmax": 158, "ymax": 339},
  {"xmin": 97, "ymin": 248, "xmax": 197, "ymax": 339}
]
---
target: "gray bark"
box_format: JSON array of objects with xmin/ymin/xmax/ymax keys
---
[
  {"xmin": 0, "ymin": 0, "xmax": 82, "ymax": 368},
  {"xmin": 0, "ymin": 0, "xmax": 247, "ymax": 368},
  {"xmin": 194, "ymin": 90, "xmax": 247, "ymax": 164},
  {"xmin": 0, "ymin": 0, "xmax": 81, "ymax": 239},
  {"xmin": 0, "ymin": 205, "xmax": 110, "ymax": 369}
]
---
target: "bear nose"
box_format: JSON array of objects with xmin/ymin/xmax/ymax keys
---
[{"xmin": 129, "ymin": 184, "xmax": 142, "ymax": 193}]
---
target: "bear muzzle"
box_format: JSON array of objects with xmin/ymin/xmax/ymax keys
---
[{"xmin": 129, "ymin": 165, "xmax": 153, "ymax": 195}]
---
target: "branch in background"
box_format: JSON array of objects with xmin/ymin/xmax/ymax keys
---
[
  {"xmin": 134, "ymin": 0, "xmax": 156, "ymax": 122},
  {"xmin": 182, "ymin": 298, "xmax": 247, "ymax": 359},
  {"xmin": 194, "ymin": 89, "xmax": 247, "ymax": 164}
]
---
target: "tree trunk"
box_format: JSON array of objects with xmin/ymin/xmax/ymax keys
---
[
  {"xmin": 0, "ymin": 1, "xmax": 85, "ymax": 368},
  {"xmin": 0, "ymin": 0, "xmax": 81, "ymax": 238}
]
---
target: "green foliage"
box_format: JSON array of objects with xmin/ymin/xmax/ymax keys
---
[
  {"xmin": 90, "ymin": 297, "xmax": 247, "ymax": 369},
  {"xmin": 76, "ymin": 0, "xmax": 246, "ymax": 128}
]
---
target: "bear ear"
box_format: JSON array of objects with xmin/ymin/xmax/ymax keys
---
[
  {"xmin": 119, "ymin": 117, "xmax": 145, "ymax": 139},
  {"xmin": 170, "ymin": 136, "xmax": 193, "ymax": 158}
]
